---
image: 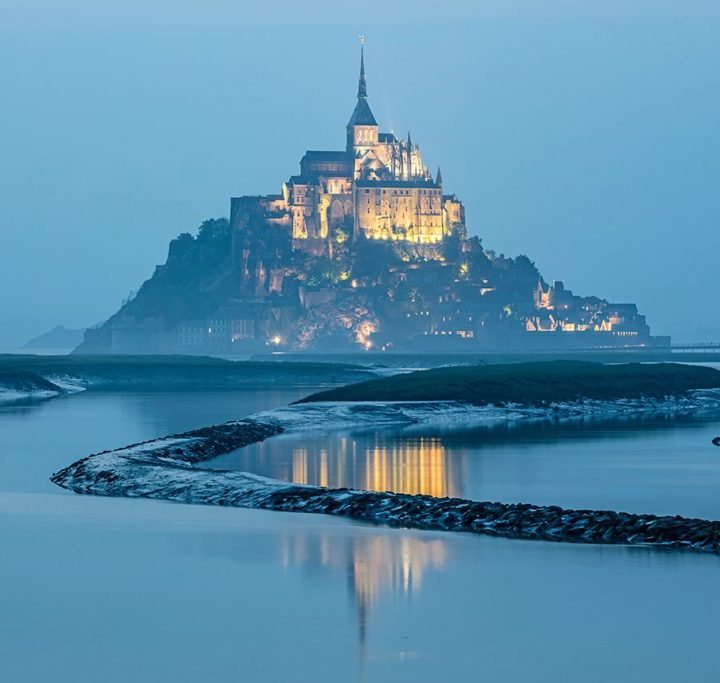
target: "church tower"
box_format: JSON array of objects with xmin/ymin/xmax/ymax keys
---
[{"xmin": 346, "ymin": 39, "xmax": 379, "ymax": 157}]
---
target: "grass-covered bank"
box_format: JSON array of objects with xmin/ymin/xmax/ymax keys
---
[
  {"xmin": 0, "ymin": 354, "xmax": 375, "ymax": 392},
  {"xmin": 298, "ymin": 361, "xmax": 720, "ymax": 406}
]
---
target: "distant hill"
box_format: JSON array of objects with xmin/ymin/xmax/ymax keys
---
[{"xmin": 23, "ymin": 325, "xmax": 86, "ymax": 350}]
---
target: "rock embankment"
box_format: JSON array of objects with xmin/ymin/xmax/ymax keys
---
[
  {"xmin": 51, "ymin": 419, "xmax": 283, "ymax": 493},
  {"xmin": 51, "ymin": 416, "xmax": 720, "ymax": 555}
]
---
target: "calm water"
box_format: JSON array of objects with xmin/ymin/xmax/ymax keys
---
[
  {"xmin": 2, "ymin": 384, "xmax": 720, "ymax": 682},
  {"xmin": 209, "ymin": 411, "xmax": 720, "ymax": 519}
]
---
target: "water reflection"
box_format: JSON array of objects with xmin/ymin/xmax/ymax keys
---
[
  {"xmin": 213, "ymin": 433, "xmax": 466, "ymax": 498},
  {"xmin": 292, "ymin": 436, "xmax": 462, "ymax": 498},
  {"xmin": 208, "ymin": 409, "xmax": 720, "ymax": 501},
  {"xmin": 424, "ymin": 409, "xmax": 720, "ymax": 447},
  {"xmin": 278, "ymin": 527, "xmax": 447, "ymax": 663},
  {"xmin": 182, "ymin": 512, "xmax": 448, "ymax": 674},
  {"xmin": 207, "ymin": 406, "xmax": 720, "ymax": 519}
]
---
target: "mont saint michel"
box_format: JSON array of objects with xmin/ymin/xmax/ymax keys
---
[
  {"xmin": 78, "ymin": 45, "xmax": 662, "ymax": 355},
  {"xmin": 4, "ymin": 6, "xmax": 720, "ymax": 683}
]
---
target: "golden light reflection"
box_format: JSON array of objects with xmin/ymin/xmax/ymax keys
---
[
  {"xmin": 279, "ymin": 529, "xmax": 447, "ymax": 650},
  {"xmin": 289, "ymin": 436, "xmax": 461, "ymax": 499},
  {"xmin": 348, "ymin": 535, "xmax": 446, "ymax": 606}
]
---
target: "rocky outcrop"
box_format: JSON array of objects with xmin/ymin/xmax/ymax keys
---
[
  {"xmin": 0, "ymin": 370, "xmax": 65, "ymax": 403},
  {"xmin": 74, "ymin": 207, "xmax": 661, "ymax": 354}
]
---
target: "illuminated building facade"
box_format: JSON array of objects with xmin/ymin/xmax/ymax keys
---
[
  {"xmin": 230, "ymin": 42, "xmax": 467, "ymax": 255},
  {"xmin": 528, "ymin": 280, "xmax": 651, "ymax": 339}
]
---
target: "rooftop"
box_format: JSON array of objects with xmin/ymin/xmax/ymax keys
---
[
  {"xmin": 301, "ymin": 150, "xmax": 351, "ymax": 162},
  {"xmin": 347, "ymin": 97, "xmax": 377, "ymax": 127},
  {"xmin": 355, "ymin": 179, "xmax": 440, "ymax": 189}
]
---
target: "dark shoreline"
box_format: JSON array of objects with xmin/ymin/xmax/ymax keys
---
[
  {"xmin": 0, "ymin": 354, "xmax": 376, "ymax": 396},
  {"xmin": 299, "ymin": 361, "xmax": 720, "ymax": 406},
  {"xmin": 251, "ymin": 349, "xmax": 720, "ymax": 365},
  {"xmin": 0, "ymin": 369, "xmax": 65, "ymax": 397}
]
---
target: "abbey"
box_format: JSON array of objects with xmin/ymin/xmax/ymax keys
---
[
  {"xmin": 77, "ymin": 43, "xmax": 665, "ymax": 354},
  {"xmin": 230, "ymin": 44, "xmax": 466, "ymax": 255}
]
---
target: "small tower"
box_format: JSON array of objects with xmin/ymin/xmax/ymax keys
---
[
  {"xmin": 347, "ymin": 37, "xmax": 379, "ymax": 156},
  {"xmin": 436, "ymin": 167, "xmax": 443, "ymax": 186},
  {"xmin": 406, "ymin": 132, "xmax": 413, "ymax": 178}
]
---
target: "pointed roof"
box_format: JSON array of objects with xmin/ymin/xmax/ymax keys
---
[
  {"xmin": 436, "ymin": 167, "xmax": 443, "ymax": 185},
  {"xmin": 358, "ymin": 41, "xmax": 367, "ymax": 98},
  {"xmin": 348, "ymin": 42, "xmax": 377, "ymax": 127},
  {"xmin": 348, "ymin": 99, "xmax": 377, "ymax": 127}
]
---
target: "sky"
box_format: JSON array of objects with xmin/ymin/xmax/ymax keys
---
[{"xmin": 0, "ymin": 0, "xmax": 718, "ymax": 346}]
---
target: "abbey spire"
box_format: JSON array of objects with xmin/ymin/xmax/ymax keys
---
[
  {"xmin": 357, "ymin": 39, "xmax": 367, "ymax": 99},
  {"xmin": 347, "ymin": 38, "xmax": 379, "ymax": 153}
]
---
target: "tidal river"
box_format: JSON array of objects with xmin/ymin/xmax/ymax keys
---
[{"xmin": 2, "ymin": 382, "xmax": 720, "ymax": 682}]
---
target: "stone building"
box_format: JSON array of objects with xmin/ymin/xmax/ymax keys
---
[
  {"xmin": 230, "ymin": 43, "xmax": 466, "ymax": 256},
  {"xmin": 76, "ymin": 43, "xmax": 663, "ymax": 354},
  {"xmin": 529, "ymin": 280, "xmax": 651, "ymax": 340}
]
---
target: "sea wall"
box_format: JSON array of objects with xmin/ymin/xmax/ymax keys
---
[{"xmin": 51, "ymin": 399, "xmax": 720, "ymax": 554}]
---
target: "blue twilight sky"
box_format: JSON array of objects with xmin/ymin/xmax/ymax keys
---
[{"xmin": 0, "ymin": 0, "xmax": 718, "ymax": 346}]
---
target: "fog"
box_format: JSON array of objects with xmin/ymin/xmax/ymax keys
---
[{"xmin": 1, "ymin": 0, "xmax": 718, "ymax": 347}]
